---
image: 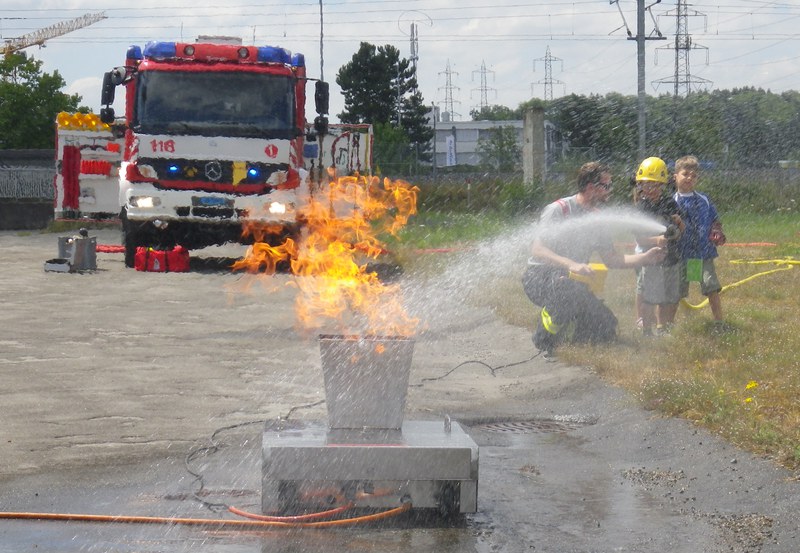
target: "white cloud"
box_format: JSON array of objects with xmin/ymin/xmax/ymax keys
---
[
  {"xmin": 8, "ymin": 0, "xmax": 800, "ymax": 122},
  {"xmin": 65, "ymin": 76, "xmax": 102, "ymax": 109}
]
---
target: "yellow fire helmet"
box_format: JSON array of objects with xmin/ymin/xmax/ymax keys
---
[{"xmin": 636, "ymin": 156, "xmax": 668, "ymax": 184}]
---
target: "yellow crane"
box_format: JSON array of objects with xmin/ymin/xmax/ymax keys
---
[{"xmin": 1, "ymin": 11, "xmax": 107, "ymax": 57}]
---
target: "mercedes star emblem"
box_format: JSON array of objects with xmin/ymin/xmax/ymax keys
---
[{"xmin": 205, "ymin": 161, "xmax": 223, "ymax": 181}]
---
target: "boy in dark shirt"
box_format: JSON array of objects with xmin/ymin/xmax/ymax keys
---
[{"xmin": 633, "ymin": 157, "xmax": 684, "ymax": 336}]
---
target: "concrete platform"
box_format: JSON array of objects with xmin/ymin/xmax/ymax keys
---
[{"xmin": 262, "ymin": 419, "xmax": 478, "ymax": 515}]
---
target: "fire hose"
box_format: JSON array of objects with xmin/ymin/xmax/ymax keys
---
[
  {"xmin": 0, "ymin": 501, "xmax": 412, "ymax": 529},
  {"xmin": 680, "ymin": 258, "xmax": 796, "ymax": 310}
]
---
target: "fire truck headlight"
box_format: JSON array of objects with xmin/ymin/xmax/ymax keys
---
[
  {"xmin": 268, "ymin": 201, "xmax": 287, "ymax": 215},
  {"xmin": 138, "ymin": 164, "xmax": 158, "ymax": 179},
  {"xmin": 131, "ymin": 196, "xmax": 161, "ymax": 209}
]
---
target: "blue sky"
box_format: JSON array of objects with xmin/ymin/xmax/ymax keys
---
[{"xmin": 4, "ymin": 1, "xmax": 800, "ymax": 122}]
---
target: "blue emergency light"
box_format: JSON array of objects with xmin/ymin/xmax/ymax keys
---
[
  {"xmin": 257, "ymin": 46, "xmax": 291, "ymax": 65},
  {"xmin": 167, "ymin": 164, "xmax": 181, "ymax": 175},
  {"xmin": 247, "ymin": 167, "xmax": 261, "ymax": 179},
  {"xmin": 143, "ymin": 41, "xmax": 178, "ymax": 59},
  {"xmin": 126, "ymin": 45, "xmax": 143, "ymax": 60}
]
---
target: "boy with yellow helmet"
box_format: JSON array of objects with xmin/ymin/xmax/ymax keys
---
[{"xmin": 634, "ymin": 157, "xmax": 685, "ymax": 336}]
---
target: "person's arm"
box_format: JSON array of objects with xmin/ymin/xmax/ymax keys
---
[
  {"xmin": 601, "ymin": 245, "xmax": 666, "ymax": 269},
  {"xmin": 640, "ymin": 234, "xmax": 666, "ymax": 248},
  {"xmin": 708, "ymin": 199, "xmax": 726, "ymax": 246},
  {"xmin": 531, "ymin": 237, "xmax": 594, "ymax": 275}
]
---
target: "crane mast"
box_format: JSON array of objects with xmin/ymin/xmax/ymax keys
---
[{"xmin": 1, "ymin": 11, "xmax": 106, "ymax": 56}]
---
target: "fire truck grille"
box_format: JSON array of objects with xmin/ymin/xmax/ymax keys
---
[{"xmin": 140, "ymin": 157, "xmax": 287, "ymax": 188}]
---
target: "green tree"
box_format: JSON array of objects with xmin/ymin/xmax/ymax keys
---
[
  {"xmin": 460, "ymin": 89, "xmax": 800, "ymax": 170},
  {"xmin": 0, "ymin": 52, "xmax": 82, "ymax": 149},
  {"xmin": 372, "ymin": 122, "xmax": 412, "ymax": 175},
  {"xmin": 336, "ymin": 42, "xmax": 433, "ymax": 168},
  {"xmin": 471, "ymin": 99, "xmax": 547, "ymax": 121},
  {"xmin": 547, "ymin": 94, "xmax": 607, "ymax": 158},
  {"xmin": 400, "ymin": 85, "xmax": 434, "ymax": 162},
  {"xmin": 476, "ymin": 125, "xmax": 521, "ymax": 171},
  {"xmin": 470, "ymin": 104, "xmax": 517, "ymax": 121}
]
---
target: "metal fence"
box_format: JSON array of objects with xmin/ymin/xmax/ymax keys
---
[{"xmin": 0, "ymin": 168, "xmax": 55, "ymax": 199}]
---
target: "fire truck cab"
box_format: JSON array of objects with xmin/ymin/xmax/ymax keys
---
[{"xmin": 99, "ymin": 38, "xmax": 329, "ymax": 267}]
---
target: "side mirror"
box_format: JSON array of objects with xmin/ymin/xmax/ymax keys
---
[
  {"xmin": 314, "ymin": 115, "xmax": 328, "ymax": 137},
  {"xmin": 99, "ymin": 107, "xmax": 116, "ymax": 125},
  {"xmin": 314, "ymin": 81, "xmax": 329, "ymax": 116},
  {"xmin": 100, "ymin": 67, "xmax": 130, "ymax": 124},
  {"xmin": 109, "ymin": 66, "xmax": 128, "ymax": 86},
  {"xmin": 100, "ymin": 71, "xmax": 116, "ymax": 107}
]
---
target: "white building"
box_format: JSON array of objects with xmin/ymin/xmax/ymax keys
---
[
  {"xmin": 432, "ymin": 119, "xmax": 524, "ymax": 168},
  {"xmin": 431, "ymin": 113, "xmax": 563, "ymax": 171}
]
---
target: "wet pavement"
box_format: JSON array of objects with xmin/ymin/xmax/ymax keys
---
[{"xmin": 1, "ymin": 229, "xmax": 798, "ymax": 552}]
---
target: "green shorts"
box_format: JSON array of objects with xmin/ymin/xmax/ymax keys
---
[{"xmin": 680, "ymin": 258, "xmax": 721, "ymax": 297}]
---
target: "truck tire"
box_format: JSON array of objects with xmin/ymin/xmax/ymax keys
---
[{"xmin": 121, "ymin": 209, "xmax": 139, "ymax": 268}]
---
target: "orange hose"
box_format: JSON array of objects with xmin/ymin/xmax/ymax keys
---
[
  {"xmin": 228, "ymin": 503, "xmax": 354, "ymax": 522},
  {"xmin": 0, "ymin": 502, "xmax": 412, "ymax": 529}
]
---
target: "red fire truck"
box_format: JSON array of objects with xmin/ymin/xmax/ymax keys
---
[{"xmin": 99, "ymin": 37, "xmax": 329, "ymax": 267}]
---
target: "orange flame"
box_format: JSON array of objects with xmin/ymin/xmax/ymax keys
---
[{"xmin": 234, "ymin": 173, "xmax": 419, "ymax": 337}]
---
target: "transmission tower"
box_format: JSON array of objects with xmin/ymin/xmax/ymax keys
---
[
  {"xmin": 532, "ymin": 46, "xmax": 564, "ymax": 101},
  {"xmin": 1, "ymin": 12, "xmax": 107, "ymax": 57},
  {"xmin": 653, "ymin": 0, "xmax": 712, "ymax": 96},
  {"xmin": 438, "ymin": 60, "xmax": 461, "ymax": 120},
  {"xmin": 471, "ymin": 61, "xmax": 496, "ymax": 111}
]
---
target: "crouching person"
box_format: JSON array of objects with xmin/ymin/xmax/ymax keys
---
[{"xmin": 522, "ymin": 161, "xmax": 665, "ymax": 358}]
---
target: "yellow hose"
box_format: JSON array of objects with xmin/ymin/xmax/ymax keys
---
[
  {"xmin": 729, "ymin": 257, "xmax": 799, "ymax": 266},
  {"xmin": 680, "ymin": 258, "xmax": 795, "ymax": 310}
]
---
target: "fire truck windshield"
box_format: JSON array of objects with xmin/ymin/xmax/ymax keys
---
[{"xmin": 135, "ymin": 70, "xmax": 296, "ymax": 139}]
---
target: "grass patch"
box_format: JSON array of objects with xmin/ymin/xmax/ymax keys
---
[
  {"xmin": 391, "ymin": 211, "xmax": 512, "ymax": 250},
  {"xmin": 396, "ymin": 209, "xmax": 800, "ymax": 473}
]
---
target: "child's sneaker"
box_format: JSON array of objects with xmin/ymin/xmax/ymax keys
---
[
  {"xmin": 711, "ymin": 320, "xmax": 734, "ymax": 335},
  {"xmin": 655, "ymin": 324, "xmax": 673, "ymax": 336}
]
